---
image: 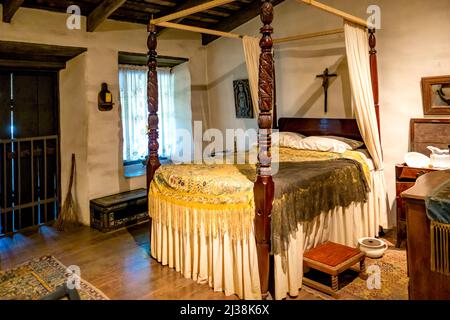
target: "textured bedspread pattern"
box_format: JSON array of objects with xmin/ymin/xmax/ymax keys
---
[{"xmin": 149, "ymin": 148, "xmax": 370, "ymax": 255}]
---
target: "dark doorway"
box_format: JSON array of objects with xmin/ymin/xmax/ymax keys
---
[{"xmin": 0, "ymin": 70, "xmax": 60, "ymax": 236}]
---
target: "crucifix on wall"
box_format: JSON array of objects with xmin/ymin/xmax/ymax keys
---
[{"xmin": 316, "ymin": 68, "xmax": 337, "ymax": 113}]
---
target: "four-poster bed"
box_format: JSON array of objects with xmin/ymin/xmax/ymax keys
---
[{"xmin": 146, "ymin": 0, "xmax": 385, "ymax": 300}]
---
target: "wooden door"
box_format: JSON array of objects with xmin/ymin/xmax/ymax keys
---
[{"xmin": 0, "ymin": 70, "xmax": 59, "ymax": 235}]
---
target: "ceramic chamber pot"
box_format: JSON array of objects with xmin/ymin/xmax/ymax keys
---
[{"xmin": 358, "ymin": 237, "xmax": 387, "ymax": 259}]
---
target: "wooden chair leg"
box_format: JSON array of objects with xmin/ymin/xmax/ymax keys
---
[
  {"xmin": 359, "ymin": 259, "xmax": 368, "ymax": 280},
  {"xmin": 331, "ymin": 275, "xmax": 338, "ymax": 292}
]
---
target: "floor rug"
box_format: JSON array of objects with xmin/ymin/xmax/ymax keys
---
[
  {"xmin": 335, "ymin": 248, "xmax": 408, "ymax": 300},
  {"xmin": 303, "ymin": 247, "xmax": 409, "ymax": 300},
  {"xmin": 0, "ymin": 256, "xmax": 108, "ymax": 300}
]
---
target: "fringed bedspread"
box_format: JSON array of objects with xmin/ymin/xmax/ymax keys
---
[
  {"xmin": 426, "ymin": 179, "xmax": 450, "ymax": 276},
  {"xmin": 149, "ymin": 148, "xmax": 370, "ymax": 257}
]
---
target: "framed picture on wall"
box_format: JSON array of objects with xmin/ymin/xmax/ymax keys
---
[
  {"xmin": 421, "ymin": 75, "xmax": 450, "ymax": 115},
  {"xmin": 233, "ymin": 79, "xmax": 254, "ymax": 119}
]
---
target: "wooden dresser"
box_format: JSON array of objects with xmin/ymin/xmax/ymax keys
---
[
  {"xmin": 401, "ymin": 170, "xmax": 450, "ymax": 300},
  {"xmin": 395, "ymin": 164, "xmax": 436, "ymax": 247},
  {"xmin": 395, "ymin": 119, "xmax": 450, "ymax": 247}
]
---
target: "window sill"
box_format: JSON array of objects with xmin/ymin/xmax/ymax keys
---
[
  {"xmin": 124, "ymin": 163, "xmax": 146, "ymax": 178},
  {"xmin": 123, "ymin": 158, "xmax": 172, "ymax": 178}
]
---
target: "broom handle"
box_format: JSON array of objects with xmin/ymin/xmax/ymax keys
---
[{"xmin": 68, "ymin": 154, "xmax": 75, "ymax": 192}]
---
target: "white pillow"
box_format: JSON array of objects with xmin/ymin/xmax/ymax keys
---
[
  {"xmin": 272, "ymin": 132, "xmax": 305, "ymax": 147},
  {"xmin": 292, "ymin": 136, "xmax": 353, "ymax": 153}
]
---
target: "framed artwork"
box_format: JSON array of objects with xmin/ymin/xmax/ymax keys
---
[
  {"xmin": 421, "ymin": 75, "xmax": 450, "ymax": 115},
  {"xmin": 233, "ymin": 79, "xmax": 254, "ymax": 118}
]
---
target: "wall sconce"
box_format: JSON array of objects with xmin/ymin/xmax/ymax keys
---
[{"xmin": 98, "ymin": 82, "xmax": 113, "ymax": 111}]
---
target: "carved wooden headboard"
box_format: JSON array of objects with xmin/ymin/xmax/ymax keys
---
[
  {"xmin": 278, "ymin": 118, "xmax": 364, "ymax": 142},
  {"xmin": 410, "ymin": 119, "xmax": 450, "ymax": 156}
]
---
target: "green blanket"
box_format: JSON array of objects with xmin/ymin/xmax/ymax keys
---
[
  {"xmin": 425, "ymin": 179, "xmax": 450, "ymax": 224},
  {"xmin": 271, "ymin": 159, "xmax": 370, "ymax": 258}
]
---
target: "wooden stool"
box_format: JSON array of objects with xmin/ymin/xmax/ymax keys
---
[{"xmin": 303, "ymin": 241, "xmax": 367, "ymax": 296}]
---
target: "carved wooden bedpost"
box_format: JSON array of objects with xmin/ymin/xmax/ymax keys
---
[
  {"xmin": 273, "ymin": 55, "xmax": 278, "ymax": 129},
  {"xmin": 369, "ymin": 29, "xmax": 381, "ymax": 143},
  {"xmin": 147, "ymin": 23, "xmax": 161, "ymax": 240},
  {"xmin": 254, "ymin": 0, "xmax": 275, "ymax": 299},
  {"xmin": 147, "ymin": 23, "xmax": 161, "ymax": 189}
]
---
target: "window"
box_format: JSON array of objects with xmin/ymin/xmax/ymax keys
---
[
  {"xmin": 119, "ymin": 65, "xmax": 149, "ymax": 164},
  {"xmin": 119, "ymin": 62, "xmax": 192, "ymax": 176}
]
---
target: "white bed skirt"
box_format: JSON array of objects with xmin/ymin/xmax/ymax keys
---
[{"xmin": 150, "ymin": 169, "xmax": 386, "ymax": 300}]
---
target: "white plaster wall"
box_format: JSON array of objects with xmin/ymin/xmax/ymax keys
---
[
  {"xmin": 0, "ymin": 7, "xmax": 208, "ymax": 224},
  {"xmin": 206, "ymin": 0, "xmax": 450, "ymax": 226},
  {"xmin": 59, "ymin": 53, "xmax": 90, "ymax": 224}
]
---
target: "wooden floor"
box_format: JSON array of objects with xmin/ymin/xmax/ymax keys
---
[{"xmin": 0, "ymin": 222, "xmax": 318, "ymax": 300}]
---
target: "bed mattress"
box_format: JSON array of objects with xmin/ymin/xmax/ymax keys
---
[
  {"xmin": 151, "ymin": 147, "xmax": 370, "ymax": 206},
  {"xmin": 149, "ymin": 147, "xmax": 371, "ymax": 241}
]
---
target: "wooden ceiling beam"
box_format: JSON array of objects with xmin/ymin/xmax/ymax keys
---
[
  {"xmin": 2, "ymin": 0, "xmax": 24, "ymax": 23},
  {"xmin": 202, "ymin": 0, "xmax": 285, "ymax": 45},
  {"xmin": 0, "ymin": 40, "xmax": 87, "ymax": 70},
  {"xmin": 87, "ymin": 0, "xmax": 127, "ymax": 32}
]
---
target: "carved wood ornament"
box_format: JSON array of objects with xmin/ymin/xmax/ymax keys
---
[
  {"xmin": 369, "ymin": 28, "xmax": 381, "ymax": 142},
  {"xmin": 253, "ymin": 0, "xmax": 275, "ymax": 298},
  {"xmin": 147, "ymin": 23, "xmax": 161, "ymax": 190}
]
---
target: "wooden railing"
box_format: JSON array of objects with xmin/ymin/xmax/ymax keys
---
[{"xmin": 0, "ymin": 135, "xmax": 59, "ymax": 235}]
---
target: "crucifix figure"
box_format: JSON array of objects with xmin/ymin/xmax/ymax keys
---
[{"xmin": 316, "ymin": 68, "xmax": 337, "ymax": 113}]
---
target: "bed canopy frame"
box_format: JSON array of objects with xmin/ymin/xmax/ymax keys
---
[{"xmin": 146, "ymin": 0, "xmax": 381, "ymax": 298}]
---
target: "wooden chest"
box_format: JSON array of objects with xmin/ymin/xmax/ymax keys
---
[{"xmin": 90, "ymin": 189, "xmax": 148, "ymax": 232}]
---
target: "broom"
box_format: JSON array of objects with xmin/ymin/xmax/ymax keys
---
[{"xmin": 56, "ymin": 153, "xmax": 79, "ymax": 231}]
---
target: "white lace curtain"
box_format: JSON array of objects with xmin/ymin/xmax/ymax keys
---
[
  {"xmin": 119, "ymin": 65, "xmax": 181, "ymax": 162},
  {"xmin": 157, "ymin": 68, "xmax": 176, "ymax": 158},
  {"xmin": 119, "ymin": 65, "xmax": 148, "ymax": 162}
]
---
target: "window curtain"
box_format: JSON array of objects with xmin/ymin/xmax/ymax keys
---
[
  {"xmin": 157, "ymin": 68, "xmax": 176, "ymax": 159},
  {"xmin": 344, "ymin": 21, "xmax": 388, "ymax": 227},
  {"xmin": 172, "ymin": 62, "xmax": 193, "ymax": 162},
  {"xmin": 119, "ymin": 65, "xmax": 148, "ymax": 162},
  {"xmin": 120, "ymin": 65, "xmax": 188, "ymax": 162},
  {"xmin": 242, "ymin": 36, "xmax": 260, "ymax": 116}
]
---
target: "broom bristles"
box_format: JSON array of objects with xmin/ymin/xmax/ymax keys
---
[
  {"xmin": 57, "ymin": 154, "xmax": 79, "ymax": 231},
  {"xmin": 57, "ymin": 193, "xmax": 79, "ymax": 231}
]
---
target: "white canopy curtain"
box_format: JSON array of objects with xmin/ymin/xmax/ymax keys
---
[
  {"xmin": 344, "ymin": 21, "xmax": 388, "ymax": 227},
  {"xmin": 242, "ymin": 36, "xmax": 260, "ymax": 116}
]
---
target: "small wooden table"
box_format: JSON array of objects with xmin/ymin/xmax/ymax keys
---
[{"xmin": 303, "ymin": 241, "xmax": 367, "ymax": 296}]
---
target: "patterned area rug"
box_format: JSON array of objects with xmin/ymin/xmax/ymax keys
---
[
  {"xmin": 336, "ymin": 248, "xmax": 408, "ymax": 300},
  {"xmin": 303, "ymin": 247, "xmax": 409, "ymax": 300},
  {"xmin": 0, "ymin": 256, "xmax": 108, "ymax": 300}
]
